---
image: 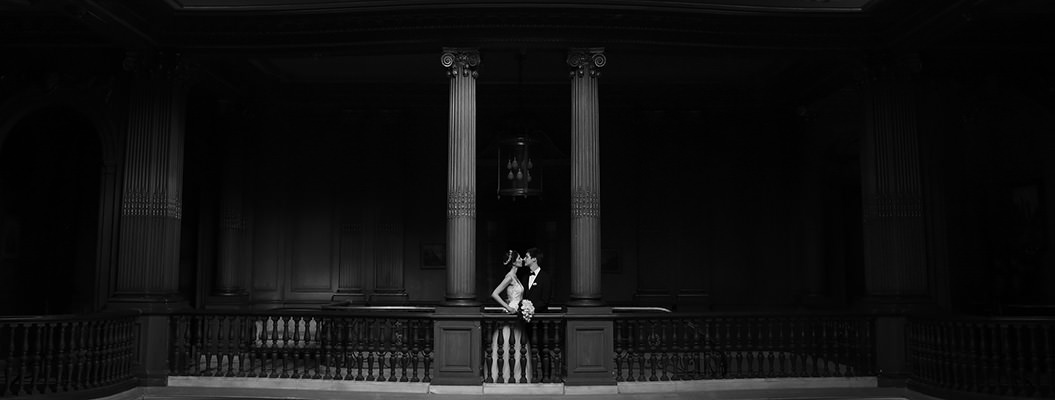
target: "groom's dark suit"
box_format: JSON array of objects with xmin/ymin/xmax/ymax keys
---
[{"xmin": 518, "ymin": 267, "xmax": 553, "ymax": 313}]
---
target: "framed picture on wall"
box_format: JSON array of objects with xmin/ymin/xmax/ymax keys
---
[{"xmin": 421, "ymin": 243, "xmax": 446, "ymax": 269}]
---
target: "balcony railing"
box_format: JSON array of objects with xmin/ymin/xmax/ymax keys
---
[
  {"xmin": 169, "ymin": 310, "xmax": 434, "ymax": 382},
  {"xmin": 9, "ymin": 307, "xmax": 1050, "ymax": 399},
  {"xmin": 169, "ymin": 309, "xmax": 878, "ymax": 387},
  {"xmin": 613, "ymin": 313, "xmax": 875, "ymax": 381},
  {"xmin": 907, "ymin": 315, "xmax": 1055, "ymax": 399},
  {"xmin": 0, "ymin": 311, "xmax": 139, "ymax": 398}
]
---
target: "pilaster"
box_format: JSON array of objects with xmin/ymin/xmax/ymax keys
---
[
  {"xmin": 859, "ymin": 55, "xmax": 931, "ymax": 310},
  {"xmin": 110, "ymin": 50, "xmax": 194, "ymax": 386},
  {"xmin": 110, "ymin": 51, "xmax": 193, "ymax": 309}
]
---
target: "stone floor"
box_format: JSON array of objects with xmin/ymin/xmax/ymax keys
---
[{"xmin": 95, "ymin": 378, "xmax": 947, "ymax": 400}]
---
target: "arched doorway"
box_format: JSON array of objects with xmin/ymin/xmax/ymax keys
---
[{"xmin": 0, "ymin": 106, "xmax": 102, "ymax": 315}]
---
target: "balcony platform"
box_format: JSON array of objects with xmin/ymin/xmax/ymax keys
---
[{"xmin": 94, "ymin": 377, "xmax": 946, "ymax": 399}]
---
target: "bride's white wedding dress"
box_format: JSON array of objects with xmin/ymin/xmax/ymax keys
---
[{"xmin": 490, "ymin": 274, "xmax": 532, "ymax": 383}]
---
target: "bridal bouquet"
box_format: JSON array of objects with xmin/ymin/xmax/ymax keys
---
[{"xmin": 519, "ymin": 299, "xmax": 535, "ymax": 322}]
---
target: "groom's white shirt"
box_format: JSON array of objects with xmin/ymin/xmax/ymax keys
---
[{"xmin": 528, "ymin": 267, "xmax": 541, "ymax": 288}]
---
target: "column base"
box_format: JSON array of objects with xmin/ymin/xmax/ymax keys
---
[
  {"xmin": 107, "ymin": 293, "xmax": 189, "ymax": 313},
  {"xmin": 204, "ymin": 292, "xmax": 249, "ymax": 310},
  {"xmin": 370, "ymin": 291, "xmax": 409, "ymax": 305},
  {"xmin": 632, "ymin": 290, "xmax": 674, "ymax": 308},
  {"xmin": 212, "ymin": 288, "xmax": 248, "ymax": 297},
  {"xmin": 566, "ymin": 298, "xmax": 605, "ymax": 307},
  {"xmin": 856, "ymin": 295, "xmax": 937, "ymax": 314},
  {"xmin": 443, "ymin": 298, "xmax": 482, "ymax": 307},
  {"xmin": 331, "ymin": 292, "xmax": 367, "ymax": 304}
]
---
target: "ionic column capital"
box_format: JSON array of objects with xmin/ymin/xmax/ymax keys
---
[
  {"xmin": 567, "ymin": 48, "xmax": 606, "ymax": 79},
  {"xmin": 123, "ymin": 50, "xmax": 198, "ymax": 84},
  {"xmin": 441, "ymin": 48, "xmax": 480, "ymax": 79}
]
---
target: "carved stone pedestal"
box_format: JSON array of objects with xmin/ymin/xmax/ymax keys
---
[
  {"xmin": 564, "ymin": 307, "xmax": 615, "ymax": 387},
  {"xmin": 431, "ymin": 307, "xmax": 482, "ymax": 386}
]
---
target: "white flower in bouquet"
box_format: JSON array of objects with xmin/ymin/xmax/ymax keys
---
[{"xmin": 519, "ymin": 299, "xmax": 535, "ymax": 322}]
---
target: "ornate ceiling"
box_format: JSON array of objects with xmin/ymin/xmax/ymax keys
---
[{"xmin": 1, "ymin": 0, "xmax": 1053, "ymax": 113}]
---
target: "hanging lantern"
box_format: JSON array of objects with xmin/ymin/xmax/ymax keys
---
[{"xmin": 498, "ymin": 135, "xmax": 541, "ymax": 199}]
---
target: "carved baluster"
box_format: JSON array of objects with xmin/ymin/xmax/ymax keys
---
[
  {"xmin": 943, "ymin": 322, "xmax": 953, "ymax": 389},
  {"xmin": 520, "ymin": 322, "xmax": 531, "ymax": 383},
  {"xmin": 390, "ymin": 319, "xmax": 400, "ymax": 382},
  {"xmin": 920, "ymin": 322, "xmax": 929, "ymax": 386},
  {"xmin": 383, "ymin": 318, "xmax": 393, "ymax": 382},
  {"xmin": 550, "ymin": 318, "xmax": 561, "ymax": 383},
  {"xmin": 264, "ymin": 316, "xmax": 275, "ymax": 378},
  {"xmin": 274, "ymin": 316, "xmax": 282, "ymax": 379},
  {"xmin": 1044, "ymin": 324, "xmax": 1053, "ymax": 398},
  {"xmin": 95, "ymin": 320, "xmax": 106, "ymax": 387},
  {"xmin": 532, "ymin": 320, "xmax": 543, "ymax": 383},
  {"xmin": 1015, "ymin": 324, "xmax": 1026, "ymax": 396},
  {"xmin": 55, "ymin": 323, "xmax": 69, "ymax": 391},
  {"xmin": 412, "ymin": 319, "xmax": 423, "ymax": 383},
  {"xmin": 246, "ymin": 316, "xmax": 258, "ymax": 378},
  {"xmin": 945, "ymin": 322, "xmax": 953, "ymax": 392},
  {"xmin": 290, "ymin": 316, "xmax": 301, "ymax": 378},
  {"xmin": 241, "ymin": 315, "xmax": 252, "ymax": 377},
  {"xmin": 212, "ymin": 316, "xmax": 222, "ymax": 377},
  {"xmin": 100, "ymin": 322, "xmax": 112, "ymax": 385},
  {"xmin": 958, "ymin": 321, "xmax": 968, "ymax": 391},
  {"xmin": 170, "ymin": 316, "xmax": 182, "ymax": 376},
  {"xmin": 316, "ymin": 317, "xmax": 325, "ymax": 379},
  {"xmin": 312, "ymin": 317, "xmax": 322, "ymax": 379},
  {"xmin": 319, "ymin": 317, "xmax": 331, "ymax": 380},
  {"xmin": 222, "ymin": 315, "xmax": 233, "ymax": 377},
  {"xmin": 613, "ymin": 319, "xmax": 624, "ymax": 382},
  {"xmin": 397, "ymin": 319, "xmax": 409, "ymax": 382},
  {"xmin": 752, "ymin": 318, "xmax": 761, "ymax": 378},
  {"xmin": 423, "ymin": 319, "xmax": 433, "ymax": 383},
  {"xmin": 662, "ymin": 319, "xmax": 673, "ymax": 381},
  {"xmin": 1, "ymin": 325, "xmax": 10, "ymax": 396},
  {"xmin": 81, "ymin": 322, "xmax": 92, "ymax": 389},
  {"xmin": 692, "ymin": 318, "xmax": 704, "ymax": 379}
]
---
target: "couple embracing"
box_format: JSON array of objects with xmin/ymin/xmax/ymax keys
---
[{"xmin": 488, "ymin": 247, "xmax": 552, "ymax": 383}]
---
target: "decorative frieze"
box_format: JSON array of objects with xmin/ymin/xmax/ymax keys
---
[
  {"xmin": 571, "ymin": 188, "xmax": 599, "ymax": 219},
  {"xmin": 864, "ymin": 194, "xmax": 923, "ymax": 219},
  {"xmin": 121, "ymin": 191, "xmax": 182, "ymax": 219},
  {"xmin": 447, "ymin": 190, "xmax": 476, "ymax": 219}
]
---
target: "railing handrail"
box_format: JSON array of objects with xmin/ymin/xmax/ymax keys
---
[
  {"xmin": 908, "ymin": 313, "xmax": 1055, "ymax": 323},
  {"xmin": 169, "ymin": 308, "xmax": 435, "ymax": 318},
  {"xmin": 0, "ymin": 309, "xmax": 140, "ymax": 323}
]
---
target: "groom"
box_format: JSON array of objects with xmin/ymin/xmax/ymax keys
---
[{"xmin": 518, "ymin": 247, "xmax": 552, "ymax": 313}]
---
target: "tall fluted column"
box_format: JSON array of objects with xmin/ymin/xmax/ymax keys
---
[
  {"xmin": 442, "ymin": 48, "xmax": 479, "ymax": 306},
  {"xmin": 567, "ymin": 48, "xmax": 605, "ymax": 307},
  {"xmin": 860, "ymin": 56, "xmax": 930, "ymax": 305},
  {"xmin": 111, "ymin": 52, "xmax": 190, "ymax": 308},
  {"xmin": 110, "ymin": 51, "xmax": 191, "ymax": 385}
]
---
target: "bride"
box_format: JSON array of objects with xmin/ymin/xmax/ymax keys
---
[{"xmin": 489, "ymin": 250, "xmax": 532, "ymax": 383}]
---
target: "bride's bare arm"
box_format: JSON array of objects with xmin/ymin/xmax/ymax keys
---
[{"xmin": 491, "ymin": 274, "xmax": 514, "ymax": 312}]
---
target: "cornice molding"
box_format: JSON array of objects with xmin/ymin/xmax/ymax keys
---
[{"xmin": 162, "ymin": 0, "xmax": 877, "ymax": 14}]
